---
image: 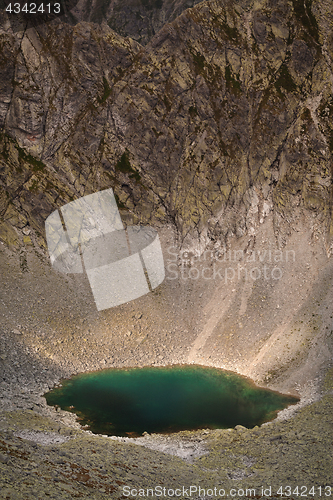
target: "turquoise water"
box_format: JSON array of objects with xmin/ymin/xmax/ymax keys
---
[{"xmin": 44, "ymin": 365, "xmax": 299, "ymax": 437}]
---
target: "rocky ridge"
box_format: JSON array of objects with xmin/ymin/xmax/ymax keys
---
[{"xmin": 72, "ymin": 0, "xmax": 204, "ymax": 45}]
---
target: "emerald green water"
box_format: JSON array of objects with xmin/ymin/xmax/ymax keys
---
[{"xmin": 44, "ymin": 365, "xmax": 299, "ymax": 437}]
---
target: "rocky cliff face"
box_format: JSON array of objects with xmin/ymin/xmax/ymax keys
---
[
  {"xmin": 72, "ymin": 0, "xmax": 203, "ymax": 45},
  {"xmin": 1, "ymin": 0, "xmax": 333, "ymax": 256}
]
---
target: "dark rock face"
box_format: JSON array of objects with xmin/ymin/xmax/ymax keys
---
[
  {"xmin": 0, "ymin": 0, "xmax": 332, "ymax": 253},
  {"xmin": 72, "ymin": 0, "xmax": 204, "ymax": 46}
]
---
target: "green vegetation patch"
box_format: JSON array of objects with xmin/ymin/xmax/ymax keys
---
[
  {"xmin": 97, "ymin": 77, "xmax": 112, "ymax": 104},
  {"xmin": 162, "ymin": 95, "xmax": 171, "ymax": 112},
  {"xmin": 115, "ymin": 151, "xmax": 141, "ymax": 182},
  {"xmin": 18, "ymin": 148, "xmax": 46, "ymax": 172},
  {"xmin": 28, "ymin": 178, "xmax": 40, "ymax": 192},
  {"xmin": 300, "ymin": 108, "xmax": 312, "ymax": 134},
  {"xmin": 225, "ymin": 64, "xmax": 242, "ymax": 95},
  {"xmin": 292, "ymin": 0, "xmax": 319, "ymax": 44},
  {"xmin": 192, "ymin": 51, "xmax": 206, "ymax": 74},
  {"xmin": 189, "ymin": 106, "xmax": 198, "ymax": 118},
  {"xmin": 0, "ymin": 133, "xmax": 46, "ymax": 172},
  {"xmin": 220, "ymin": 139, "xmax": 229, "ymax": 156},
  {"xmin": 220, "ymin": 19, "xmax": 239, "ymax": 42},
  {"xmin": 274, "ymin": 63, "xmax": 297, "ymax": 99},
  {"xmin": 114, "ymin": 192, "xmax": 127, "ymax": 210}
]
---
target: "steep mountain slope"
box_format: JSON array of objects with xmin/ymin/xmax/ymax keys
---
[{"xmin": 1, "ymin": 0, "xmax": 333, "ymax": 257}]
